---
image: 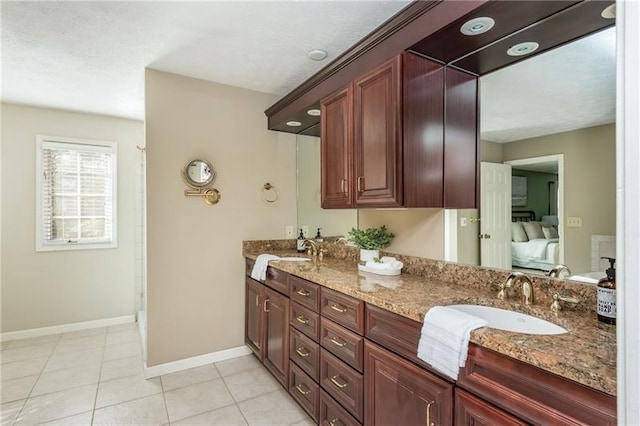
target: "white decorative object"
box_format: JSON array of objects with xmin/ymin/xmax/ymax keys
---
[
  {"xmin": 357, "ymin": 256, "xmax": 403, "ymax": 276},
  {"xmin": 360, "ymin": 249, "xmax": 379, "ymax": 262}
]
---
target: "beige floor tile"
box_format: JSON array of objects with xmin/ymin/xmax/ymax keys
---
[
  {"xmin": 161, "ymin": 364, "xmax": 220, "ymax": 391},
  {"xmin": 0, "ymin": 342, "xmax": 11, "ymax": 351},
  {"xmin": 164, "ymin": 378, "xmax": 235, "ymax": 423},
  {"xmin": 0, "ymin": 342, "xmax": 56, "ymax": 364},
  {"xmin": 107, "ymin": 322, "xmax": 138, "ymax": 332},
  {"xmin": 100, "ymin": 355, "xmax": 143, "ymax": 382},
  {"xmin": 171, "ymin": 404, "xmax": 248, "ymax": 425},
  {"xmin": 214, "ymin": 355, "xmax": 262, "ymax": 377},
  {"xmin": 5, "ymin": 334, "xmax": 61, "ymax": 350},
  {"xmin": 96, "ymin": 374, "xmax": 162, "ymax": 408},
  {"xmin": 238, "ymin": 389, "xmax": 309, "ymax": 426},
  {"xmin": 222, "ymin": 366, "xmax": 280, "ymax": 402},
  {"xmin": 43, "ymin": 347, "xmax": 103, "ymax": 373},
  {"xmin": 52, "ymin": 334, "xmax": 106, "ymax": 355},
  {"xmin": 31, "ymin": 363, "xmax": 100, "ymax": 397},
  {"xmin": 0, "ymin": 375, "xmax": 38, "ymax": 404},
  {"xmin": 105, "ymin": 329, "xmax": 139, "ymax": 346},
  {"xmin": 39, "ymin": 410, "xmax": 93, "ymax": 425},
  {"xmin": 59, "ymin": 327, "xmax": 107, "ymax": 341},
  {"xmin": 290, "ymin": 418, "xmax": 316, "ymax": 426},
  {"xmin": 15, "ymin": 383, "xmax": 97, "ymax": 425},
  {"xmin": 0, "ymin": 357, "xmax": 49, "ymax": 381},
  {"xmin": 92, "ymin": 393, "xmax": 168, "ymax": 426},
  {"xmin": 0, "ymin": 399, "xmax": 25, "ymax": 426},
  {"xmin": 102, "ymin": 341, "xmax": 141, "ymax": 362}
]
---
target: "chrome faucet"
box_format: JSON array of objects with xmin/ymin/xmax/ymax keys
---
[
  {"xmin": 498, "ymin": 272, "xmax": 535, "ymax": 305},
  {"xmin": 548, "ymin": 264, "xmax": 572, "ymax": 279}
]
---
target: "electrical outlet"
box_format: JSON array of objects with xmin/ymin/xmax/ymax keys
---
[
  {"xmin": 460, "ymin": 217, "xmax": 468, "ymax": 227},
  {"xmin": 285, "ymin": 226, "xmax": 295, "ymax": 239},
  {"xmin": 301, "ymin": 225, "xmax": 309, "ymax": 238},
  {"xmin": 567, "ymin": 216, "xmax": 583, "ymax": 227}
]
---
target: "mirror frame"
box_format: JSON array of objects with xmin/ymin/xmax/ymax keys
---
[{"xmin": 182, "ymin": 159, "xmax": 215, "ymax": 189}]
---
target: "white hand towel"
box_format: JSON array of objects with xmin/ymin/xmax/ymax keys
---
[
  {"xmin": 417, "ymin": 306, "xmax": 487, "ymax": 380},
  {"xmin": 250, "ymin": 254, "xmax": 281, "ymax": 281}
]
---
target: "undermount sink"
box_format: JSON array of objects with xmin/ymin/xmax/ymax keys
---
[
  {"xmin": 447, "ymin": 304, "xmax": 567, "ymax": 335},
  {"xmin": 277, "ymin": 257, "xmax": 310, "ymax": 262}
]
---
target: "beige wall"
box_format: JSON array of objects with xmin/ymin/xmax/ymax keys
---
[
  {"xmin": 297, "ymin": 135, "xmax": 357, "ymax": 237},
  {"xmin": 481, "ymin": 140, "xmax": 504, "ymax": 163},
  {"xmin": 1, "ymin": 103, "xmax": 142, "ymax": 332},
  {"xmin": 502, "ymin": 124, "xmax": 616, "ymax": 273},
  {"xmin": 358, "ymin": 209, "xmax": 444, "ymax": 259},
  {"xmin": 145, "ymin": 70, "xmax": 296, "ymax": 366}
]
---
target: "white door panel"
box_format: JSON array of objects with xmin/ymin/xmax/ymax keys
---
[{"xmin": 480, "ymin": 162, "xmax": 511, "ymax": 269}]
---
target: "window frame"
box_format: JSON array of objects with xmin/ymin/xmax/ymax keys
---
[{"xmin": 35, "ymin": 135, "xmax": 118, "ymax": 252}]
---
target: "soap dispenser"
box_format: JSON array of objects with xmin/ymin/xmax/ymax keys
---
[
  {"xmin": 297, "ymin": 229, "xmax": 306, "ymax": 253},
  {"xmin": 315, "ymin": 228, "xmax": 323, "ymax": 243},
  {"xmin": 597, "ymin": 257, "xmax": 616, "ymax": 325}
]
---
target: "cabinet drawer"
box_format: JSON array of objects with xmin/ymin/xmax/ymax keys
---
[
  {"xmin": 320, "ymin": 349, "xmax": 364, "ymax": 422},
  {"xmin": 320, "ymin": 390, "xmax": 361, "ymax": 426},
  {"xmin": 290, "ymin": 275, "xmax": 320, "ymax": 312},
  {"xmin": 455, "ymin": 388, "xmax": 526, "ymax": 426},
  {"xmin": 289, "ymin": 362, "xmax": 320, "ymax": 422},
  {"xmin": 245, "ymin": 258, "xmax": 255, "ymax": 277},
  {"xmin": 291, "ymin": 302, "xmax": 320, "ymax": 342},
  {"xmin": 320, "ymin": 318, "xmax": 364, "ymax": 373},
  {"xmin": 265, "ymin": 267, "xmax": 289, "ymax": 295},
  {"xmin": 321, "ymin": 288, "xmax": 364, "ymax": 335},
  {"xmin": 290, "ymin": 327, "xmax": 320, "ymax": 382}
]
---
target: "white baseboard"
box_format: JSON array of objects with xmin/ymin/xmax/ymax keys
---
[
  {"xmin": 144, "ymin": 345, "xmax": 252, "ymax": 379},
  {"xmin": 0, "ymin": 315, "xmax": 136, "ymax": 342}
]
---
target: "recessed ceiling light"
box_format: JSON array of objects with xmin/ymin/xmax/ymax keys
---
[
  {"xmin": 601, "ymin": 4, "xmax": 616, "ymax": 19},
  {"xmin": 308, "ymin": 49, "xmax": 328, "ymax": 61},
  {"xmin": 307, "ymin": 109, "xmax": 321, "ymax": 116},
  {"xmin": 507, "ymin": 42, "xmax": 540, "ymax": 57},
  {"xmin": 286, "ymin": 121, "xmax": 302, "ymax": 127},
  {"xmin": 460, "ymin": 17, "xmax": 495, "ymax": 36}
]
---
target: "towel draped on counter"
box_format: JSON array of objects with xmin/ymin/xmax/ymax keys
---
[{"xmin": 250, "ymin": 254, "xmax": 281, "ymax": 281}]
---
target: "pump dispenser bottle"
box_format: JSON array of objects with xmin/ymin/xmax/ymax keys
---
[
  {"xmin": 597, "ymin": 257, "xmax": 616, "ymax": 325},
  {"xmin": 297, "ymin": 229, "xmax": 306, "ymax": 253}
]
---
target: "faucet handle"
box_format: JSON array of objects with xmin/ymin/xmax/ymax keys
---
[
  {"xmin": 497, "ymin": 283, "xmax": 508, "ymax": 300},
  {"xmin": 550, "ymin": 293, "xmax": 580, "ymax": 312}
]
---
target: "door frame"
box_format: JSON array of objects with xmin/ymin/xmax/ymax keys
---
[{"xmin": 504, "ymin": 154, "xmax": 564, "ymax": 265}]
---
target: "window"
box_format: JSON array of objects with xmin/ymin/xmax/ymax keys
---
[{"xmin": 36, "ymin": 135, "xmax": 117, "ymax": 251}]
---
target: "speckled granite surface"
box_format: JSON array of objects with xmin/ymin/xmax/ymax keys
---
[{"xmin": 242, "ymin": 240, "xmax": 616, "ymax": 396}]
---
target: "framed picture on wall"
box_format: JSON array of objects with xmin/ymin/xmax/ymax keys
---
[{"xmin": 512, "ymin": 176, "xmax": 527, "ymax": 206}]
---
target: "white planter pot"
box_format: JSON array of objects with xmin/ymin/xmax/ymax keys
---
[{"xmin": 360, "ymin": 249, "xmax": 380, "ymax": 263}]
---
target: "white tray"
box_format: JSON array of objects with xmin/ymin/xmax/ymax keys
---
[{"xmin": 357, "ymin": 264, "xmax": 401, "ymax": 276}]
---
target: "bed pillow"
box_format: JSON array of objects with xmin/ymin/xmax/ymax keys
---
[
  {"xmin": 522, "ymin": 221, "xmax": 545, "ymax": 240},
  {"xmin": 512, "ymin": 222, "xmax": 529, "ymax": 242},
  {"xmin": 543, "ymin": 226, "xmax": 559, "ymax": 239}
]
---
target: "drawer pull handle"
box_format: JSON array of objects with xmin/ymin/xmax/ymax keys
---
[
  {"xmin": 263, "ymin": 299, "xmax": 270, "ymax": 313},
  {"xmin": 340, "ymin": 179, "xmax": 347, "ymax": 194},
  {"xmin": 330, "ymin": 303, "xmax": 347, "ymax": 313},
  {"xmin": 329, "ymin": 336, "xmax": 347, "ymax": 347},
  {"xmin": 426, "ymin": 401, "xmax": 435, "ymax": 426},
  {"xmin": 329, "ymin": 419, "xmax": 343, "ymax": 426},
  {"xmin": 357, "ymin": 176, "xmax": 365, "ymax": 192},
  {"xmin": 295, "ymin": 383, "xmax": 311, "ymax": 396},
  {"xmin": 295, "ymin": 289, "xmax": 310, "ymax": 297},
  {"xmin": 255, "ymin": 294, "xmax": 259, "ymax": 306},
  {"xmin": 295, "ymin": 347, "xmax": 311, "ymax": 357},
  {"xmin": 296, "ymin": 315, "xmax": 309, "ymax": 325},
  {"xmin": 330, "ymin": 374, "xmax": 348, "ymax": 389}
]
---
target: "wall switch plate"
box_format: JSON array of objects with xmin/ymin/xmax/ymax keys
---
[
  {"xmin": 285, "ymin": 226, "xmax": 295, "ymax": 239},
  {"xmin": 460, "ymin": 217, "xmax": 468, "ymax": 227},
  {"xmin": 301, "ymin": 225, "xmax": 309, "ymax": 238},
  {"xmin": 567, "ymin": 216, "xmax": 583, "ymax": 227}
]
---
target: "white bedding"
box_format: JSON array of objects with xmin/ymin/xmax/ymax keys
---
[{"xmin": 512, "ymin": 238, "xmax": 559, "ymax": 271}]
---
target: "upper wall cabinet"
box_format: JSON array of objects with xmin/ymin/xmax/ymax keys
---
[{"xmin": 320, "ymin": 52, "xmax": 478, "ymax": 209}]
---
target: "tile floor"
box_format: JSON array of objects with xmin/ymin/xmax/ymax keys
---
[{"xmin": 1, "ymin": 323, "xmax": 313, "ymax": 425}]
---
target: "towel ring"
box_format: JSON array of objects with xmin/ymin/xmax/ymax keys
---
[{"xmin": 262, "ymin": 182, "xmax": 279, "ymax": 203}]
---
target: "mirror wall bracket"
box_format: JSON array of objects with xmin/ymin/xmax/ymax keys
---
[{"xmin": 181, "ymin": 159, "xmax": 221, "ymax": 205}]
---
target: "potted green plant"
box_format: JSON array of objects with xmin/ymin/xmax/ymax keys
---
[{"xmin": 348, "ymin": 226, "xmax": 395, "ymax": 262}]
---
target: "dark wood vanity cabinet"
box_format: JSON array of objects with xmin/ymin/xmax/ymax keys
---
[
  {"xmin": 263, "ymin": 286, "xmax": 290, "ymax": 387},
  {"xmin": 454, "ymin": 388, "xmax": 527, "ymax": 426},
  {"xmin": 365, "ymin": 340, "xmax": 454, "ymax": 426},
  {"xmin": 245, "ymin": 277, "xmax": 265, "ymax": 361}
]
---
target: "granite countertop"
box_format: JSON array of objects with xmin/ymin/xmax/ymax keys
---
[{"xmin": 243, "ymin": 249, "xmax": 617, "ymax": 396}]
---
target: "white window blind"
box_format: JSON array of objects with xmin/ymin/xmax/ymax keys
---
[{"xmin": 36, "ymin": 136, "xmax": 117, "ymax": 251}]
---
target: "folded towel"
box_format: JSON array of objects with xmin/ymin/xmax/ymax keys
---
[
  {"xmin": 250, "ymin": 254, "xmax": 281, "ymax": 281},
  {"xmin": 417, "ymin": 306, "xmax": 487, "ymax": 380}
]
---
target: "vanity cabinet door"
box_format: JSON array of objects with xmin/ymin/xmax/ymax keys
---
[
  {"xmin": 321, "ymin": 86, "xmax": 353, "ymax": 209},
  {"xmin": 365, "ymin": 341, "xmax": 453, "ymax": 426},
  {"xmin": 245, "ymin": 277, "xmax": 265, "ymax": 361},
  {"xmin": 264, "ymin": 286, "xmax": 290, "ymax": 387},
  {"xmin": 353, "ymin": 55, "xmax": 403, "ymax": 207},
  {"xmin": 455, "ymin": 388, "xmax": 527, "ymax": 426}
]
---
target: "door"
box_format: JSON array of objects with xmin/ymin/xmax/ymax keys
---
[
  {"xmin": 364, "ymin": 341, "xmax": 453, "ymax": 426},
  {"xmin": 245, "ymin": 277, "xmax": 265, "ymax": 360},
  {"xmin": 480, "ymin": 162, "xmax": 511, "ymax": 269},
  {"xmin": 264, "ymin": 286, "xmax": 290, "ymax": 386},
  {"xmin": 353, "ymin": 55, "xmax": 402, "ymax": 207},
  {"xmin": 321, "ymin": 86, "xmax": 353, "ymax": 208}
]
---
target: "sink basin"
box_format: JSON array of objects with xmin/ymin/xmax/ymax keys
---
[
  {"xmin": 277, "ymin": 257, "xmax": 310, "ymax": 262},
  {"xmin": 447, "ymin": 304, "xmax": 567, "ymax": 335}
]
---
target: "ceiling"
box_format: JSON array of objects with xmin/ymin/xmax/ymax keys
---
[
  {"xmin": 1, "ymin": 1, "xmax": 410, "ymax": 121},
  {"xmin": 480, "ymin": 27, "xmax": 616, "ymax": 143}
]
